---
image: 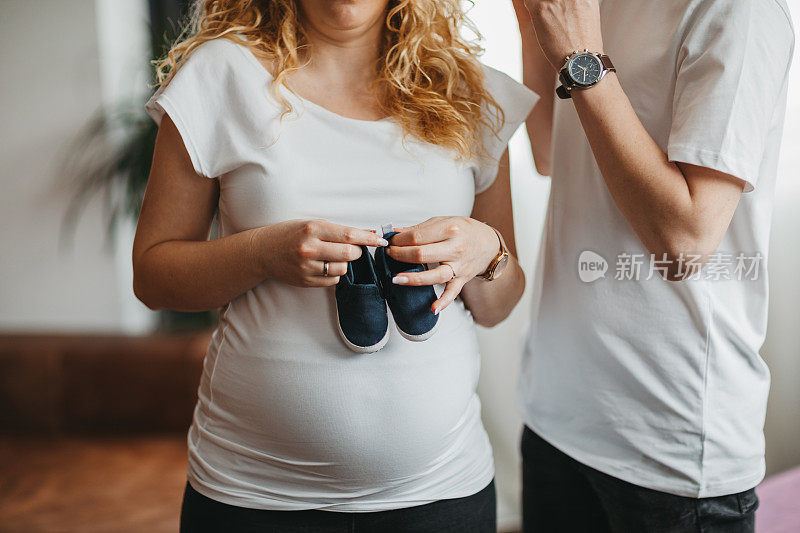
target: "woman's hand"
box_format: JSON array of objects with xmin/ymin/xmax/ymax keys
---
[
  {"xmin": 254, "ymin": 219, "xmax": 388, "ymax": 288},
  {"xmin": 387, "ymin": 217, "xmax": 500, "ymax": 314}
]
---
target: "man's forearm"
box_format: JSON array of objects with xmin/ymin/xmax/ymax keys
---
[
  {"xmin": 522, "ymin": 0, "xmax": 745, "ymax": 267},
  {"xmin": 517, "ymin": 11, "xmax": 556, "ymax": 175},
  {"xmin": 570, "ymin": 74, "xmax": 742, "ymax": 261},
  {"xmin": 570, "ymin": 74, "xmax": 694, "ymax": 254}
]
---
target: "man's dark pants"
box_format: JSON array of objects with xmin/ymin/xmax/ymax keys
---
[{"xmin": 521, "ymin": 426, "xmax": 758, "ymax": 532}]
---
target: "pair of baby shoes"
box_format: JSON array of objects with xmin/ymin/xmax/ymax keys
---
[{"xmin": 334, "ymin": 229, "xmax": 439, "ymax": 353}]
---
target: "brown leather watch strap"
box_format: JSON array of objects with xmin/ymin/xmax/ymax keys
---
[{"xmin": 600, "ymin": 54, "xmax": 616, "ymax": 72}]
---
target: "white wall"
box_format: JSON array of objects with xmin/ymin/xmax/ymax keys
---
[
  {"xmin": 0, "ymin": 0, "xmax": 121, "ymax": 331},
  {"xmin": 0, "ymin": 0, "xmax": 151, "ymax": 333},
  {"xmin": 94, "ymin": 0, "xmax": 154, "ymax": 333}
]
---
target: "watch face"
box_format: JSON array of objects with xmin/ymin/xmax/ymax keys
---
[{"xmin": 568, "ymin": 53, "xmax": 603, "ymax": 86}]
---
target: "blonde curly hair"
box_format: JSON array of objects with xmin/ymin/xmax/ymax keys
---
[{"xmin": 154, "ymin": 0, "xmax": 503, "ymax": 160}]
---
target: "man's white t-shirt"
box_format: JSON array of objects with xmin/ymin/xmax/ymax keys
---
[
  {"xmin": 146, "ymin": 38, "xmax": 537, "ymax": 511},
  {"xmin": 519, "ymin": 0, "xmax": 794, "ymax": 498}
]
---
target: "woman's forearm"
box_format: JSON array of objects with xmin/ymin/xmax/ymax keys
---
[
  {"xmin": 133, "ymin": 227, "xmax": 269, "ymax": 312},
  {"xmin": 460, "ymin": 259, "xmax": 525, "ymax": 328},
  {"xmin": 456, "ymin": 147, "xmax": 525, "ymax": 327},
  {"xmin": 133, "ymin": 218, "xmax": 383, "ymax": 312}
]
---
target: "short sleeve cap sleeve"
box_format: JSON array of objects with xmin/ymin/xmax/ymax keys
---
[
  {"xmin": 667, "ymin": 0, "xmax": 794, "ymax": 192},
  {"xmin": 473, "ymin": 65, "xmax": 539, "ymax": 194},
  {"xmin": 146, "ymin": 39, "xmax": 241, "ymax": 178}
]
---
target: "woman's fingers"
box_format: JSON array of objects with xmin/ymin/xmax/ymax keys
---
[
  {"xmin": 392, "ymin": 263, "xmax": 457, "ymax": 286},
  {"xmin": 313, "ymin": 220, "xmax": 388, "ymax": 247},
  {"xmin": 311, "ymin": 241, "xmax": 364, "ymax": 263},
  {"xmin": 432, "ymin": 278, "xmax": 467, "ymax": 314},
  {"xmin": 392, "ymin": 216, "xmax": 447, "ymax": 234},
  {"xmin": 305, "ymin": 275, "xmax": 341, "ymax": 287},
  {"xmin": 387, "ymin": 240, "xmax": 460, "ymax": 264},
  {"xmin": 306, "ymin": 260, "xmax": 348, "ymax": 278},
  {"xmin": 301, "ymin": 260, "xmax": 346, "ymax": 287},
  {"xmin": 391, "ymin": 217, "xmax": 462, "ymax": 246}
]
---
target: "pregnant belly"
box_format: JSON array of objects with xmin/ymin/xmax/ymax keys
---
[{"xmin": 198, "ymin": 333, "xmax": 482, "ymax": 486}]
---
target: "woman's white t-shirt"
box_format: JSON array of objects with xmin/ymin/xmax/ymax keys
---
[{"xmin": 146, "ymin": 38, "xmax": 536, "ymax": 512}]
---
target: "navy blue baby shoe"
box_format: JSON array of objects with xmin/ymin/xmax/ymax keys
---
[
  {"xmin": 374, "ymin": 230, "xmax": 439, "ymax": 341},
  {"xmin": 335, "ymin": 245, "xmax": 390, "ymax": 353}
]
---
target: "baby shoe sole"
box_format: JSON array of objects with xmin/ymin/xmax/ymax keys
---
[
  {"xmin": 335, "ymin": 305, "xmax": 390, "ymax": 354},
  {"xmin": 395, "ymin": 318, "xmax": 440, "ymax": 342}
]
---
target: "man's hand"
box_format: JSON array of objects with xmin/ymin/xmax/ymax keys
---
[{"xmin": 524, "ymin": 0, "xmax": 604, "ymax": 70}]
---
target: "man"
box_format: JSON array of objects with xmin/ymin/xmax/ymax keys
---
[{"xmin": 513, "ymin": 0, "xmax": 794, "ymax": 531}]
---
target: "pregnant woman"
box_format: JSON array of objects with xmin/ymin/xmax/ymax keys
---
[{"xmin": 133, "ymin": 0, "xmax": 536, "ymax": 531}]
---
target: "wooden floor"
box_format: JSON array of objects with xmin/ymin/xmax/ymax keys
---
[{"xmin": 0, "ymin": 436, "xmax": 188, "ymax": 533}]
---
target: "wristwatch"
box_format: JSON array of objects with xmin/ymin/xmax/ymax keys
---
[
  {"xmin": 556, "ymin": 49, "xmax": 616, "ymax": 100},
  {"xmin": 478, "ymin": 227, "xmax": 510, "ymax": 281}
]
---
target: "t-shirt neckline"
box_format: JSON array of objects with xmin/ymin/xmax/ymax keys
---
[{"xmin": 231, "ymin": 39, "xmax": 394, "ymax": 126}]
